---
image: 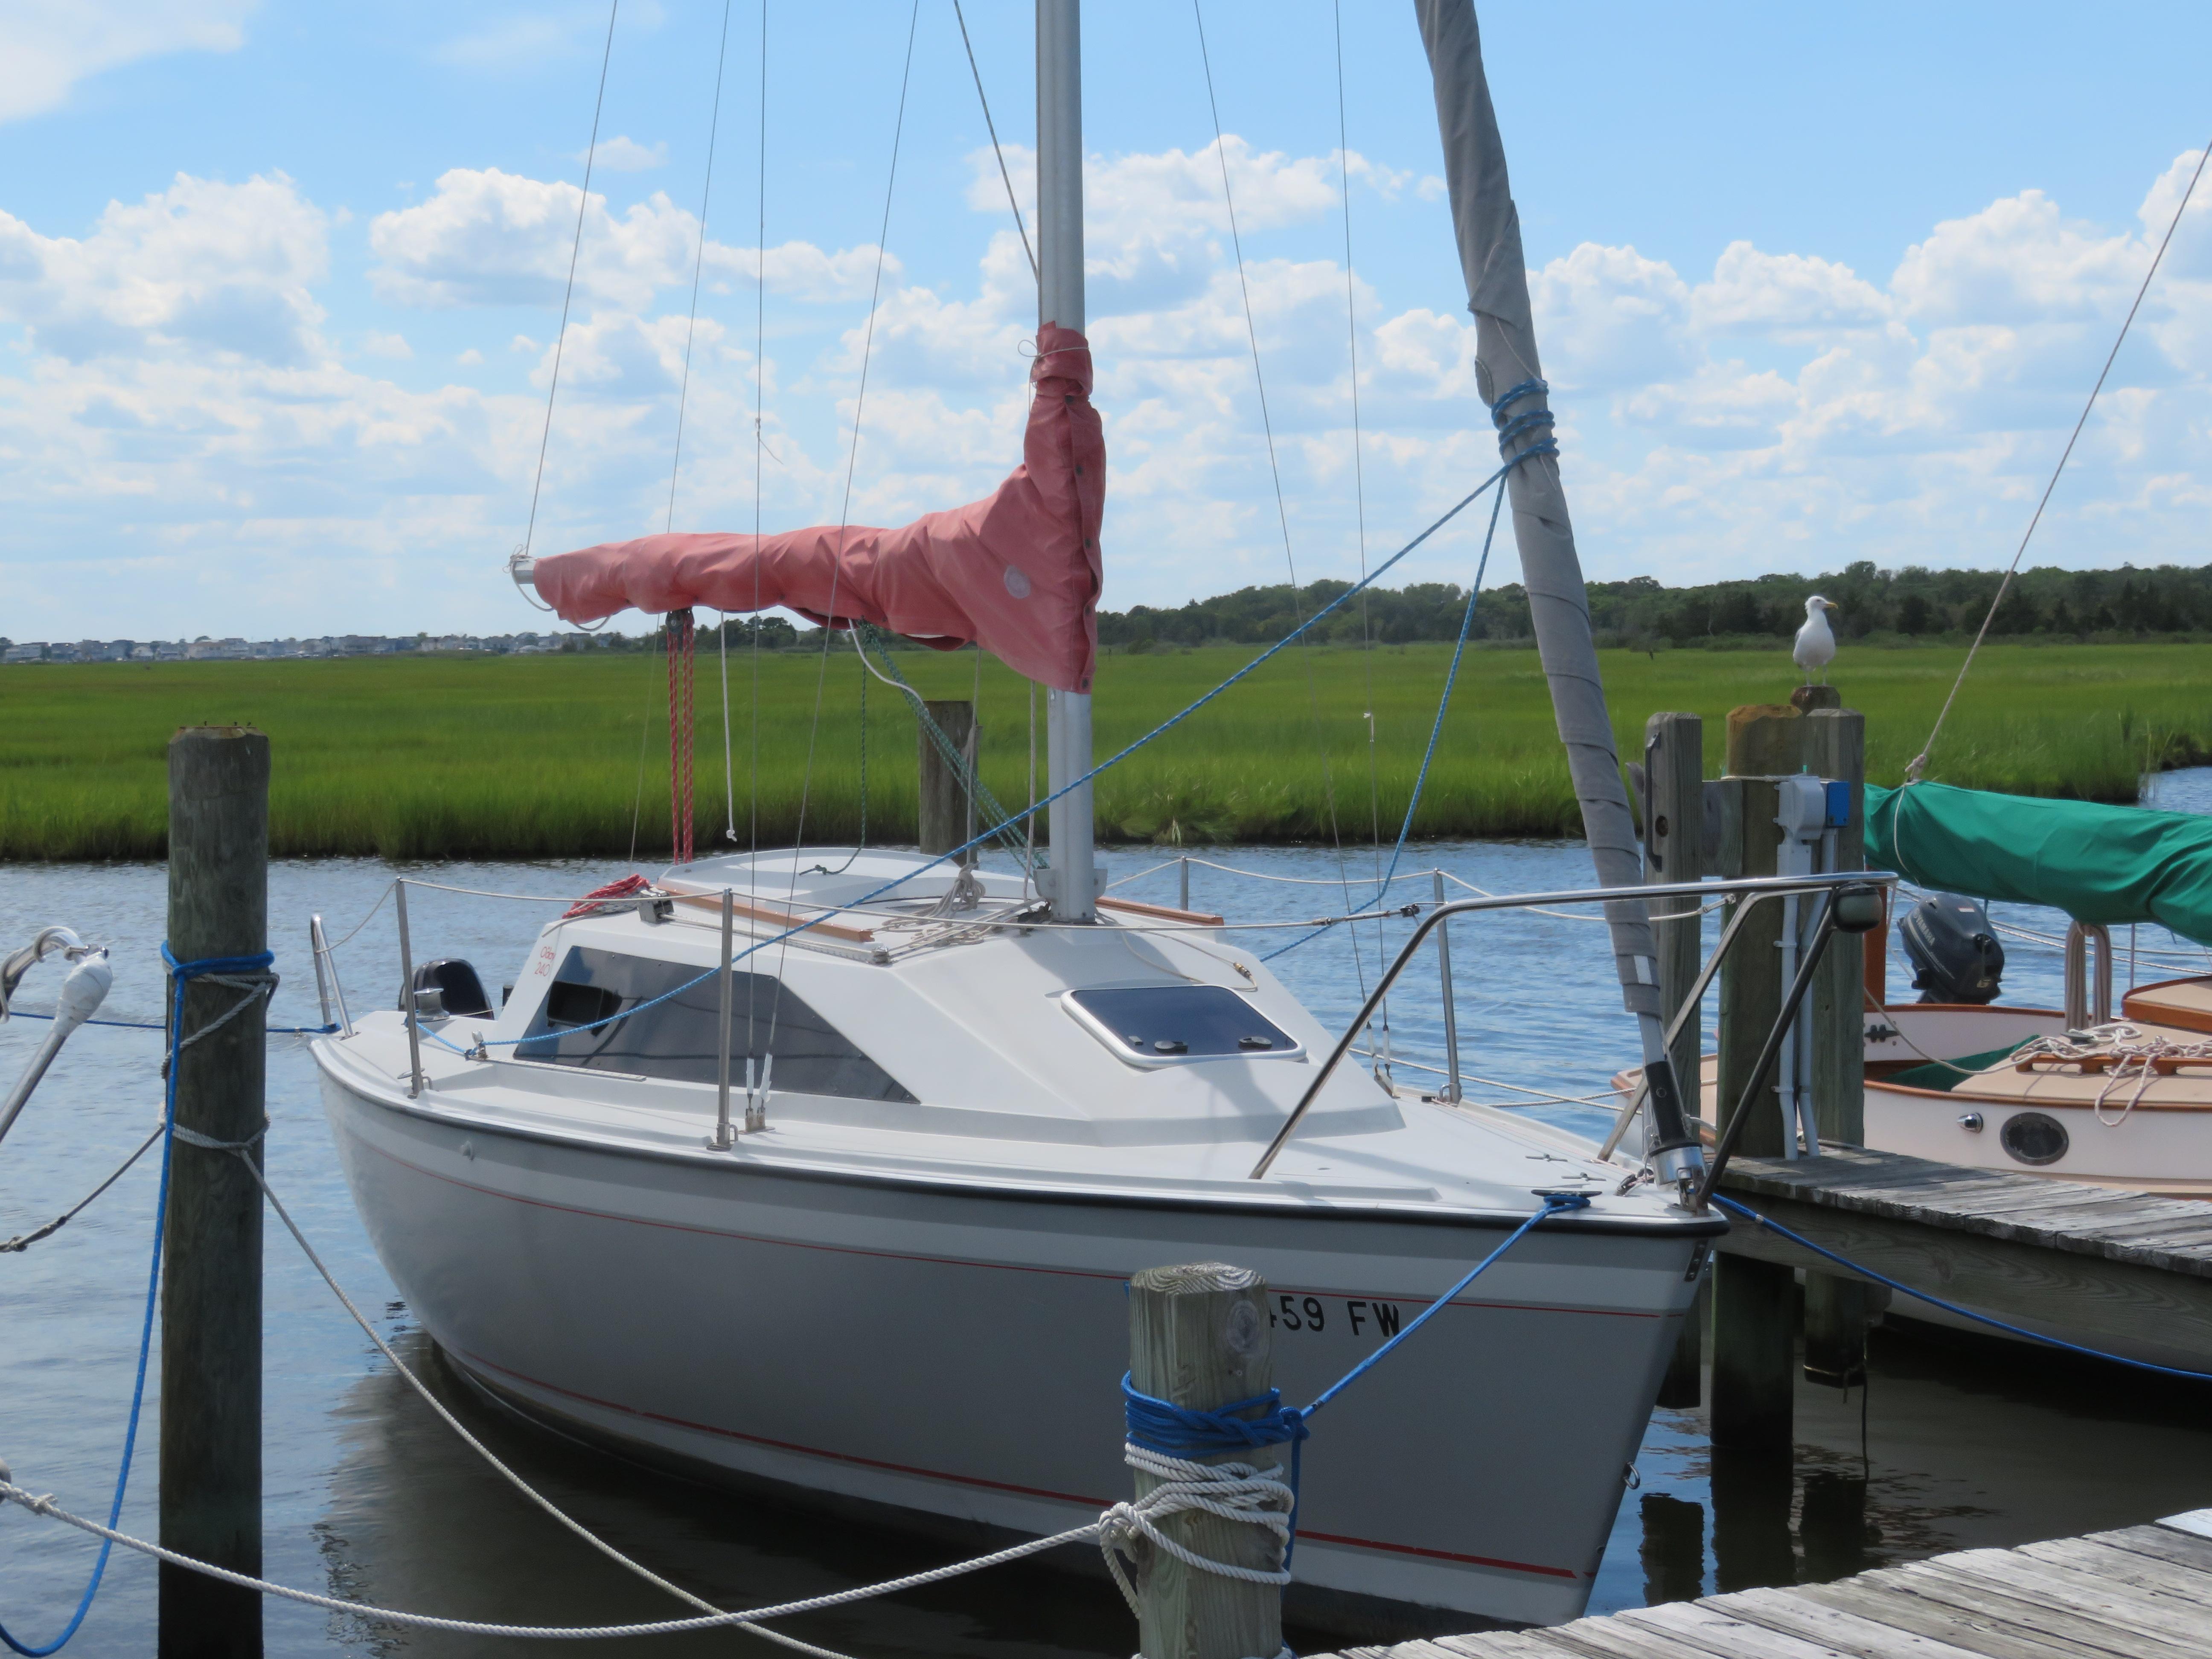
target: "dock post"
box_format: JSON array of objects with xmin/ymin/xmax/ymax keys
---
[
  {"xmin": 918, "ymin": 699, "xmax": 979, "ymax": 861},
  {"xmin": 162, "ymin": 726, "xmax": 268, "ymax": 1659},
  {"xmin": 1126, "ymin": 1264, "xmax": 1282, "ymax": 1659},
  {"xmin": 1710, "ymin": 707, "xmax": 1795, "ymax": 1452},
  {"xmin": 1803, "ymin": 703, "xmax": 1871, "ymax": 1387},
  {"xmin": 1644, "ymin": 713, "xmax": 1704, "ymax": 1407}
]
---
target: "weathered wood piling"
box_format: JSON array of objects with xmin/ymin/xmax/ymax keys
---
[
  {"xmin": 161, "ymin": 726, "xmax": 268, "ymax": 1659},
  {"xmin": 1644, "ymin": 695, "xmax": 1871, "ymax": 1447},
  {"xmin": 917, "ymin": 698, "xmax": 979, "ymax": 859},
  {"xmin": 1126, "ymin": 1263, "xmax": 1284, "ymax": 1659}
]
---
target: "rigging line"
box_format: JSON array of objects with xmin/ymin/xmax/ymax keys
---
[
  {"xmin": 663, "ymin": 0, "xmax": 740, "ymax": 844},
  {"xmin": 748, "ymin": 0, "xmax": 768, "ymax": 861},
  {"xmin": 665, "ymin": 0, "xmax": 733, "ymax": 536},
  {"xmin": 1909, "ymin": 133, "xmax": 2212, "ymax": 783},
  {"xmin": 1191, "ymin": 0, "xmax": 1370, "ymax": 1018},
  {"xmin": 1334, "ymin": 0, "xmax": 1385, "ymax": 958},
  {"xmin": 770, "ymin": 0, "xmax": 920, "ymax": 1053},
  {"xmin": 1026, "ymin": 677, "xmax": 1038, "ymax": 898},
  {"xmin": 952, "ymin": 0, "xmax": 1037, "ymax": 287},
  {"xmin": 521, "ymin": 0, "xmax": 619, "ymax": 559}
]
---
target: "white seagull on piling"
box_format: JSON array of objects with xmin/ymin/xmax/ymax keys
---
[{"xmin": 1793, "ymin": 595, "xmax": 1839, "ymax": 684}]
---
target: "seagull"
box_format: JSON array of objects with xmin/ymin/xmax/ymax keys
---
[{"xmin": 1793, "ymin": 595, "xmax": 1839, "ymax": 684}]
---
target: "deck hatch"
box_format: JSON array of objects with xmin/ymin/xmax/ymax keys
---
[
  {"xmin": 1063, "ymin": 986, "xmax": 1301, "ymax": 1068},
  {"xmin": 518, "ymin": 946, "xmax": 916, "ymax": 1102}
]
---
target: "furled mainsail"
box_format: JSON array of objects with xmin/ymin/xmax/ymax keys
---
[
  {"xmin": 533, "ymin": 323, "xmax": 1105, "ymax": 694},
  {"xmin": 1415, "ymin": 0, "xmax": 1662, "ymax": 1024}
]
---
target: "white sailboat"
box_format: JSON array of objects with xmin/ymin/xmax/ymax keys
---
[{"xmin": 314, "ymin": 2, "xmax": 1724, "ymax": 1634}]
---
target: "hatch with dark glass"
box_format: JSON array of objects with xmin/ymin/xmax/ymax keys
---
[{"xmin": 1062, "ymin": 985, "xmax": 1301, "ymax": 1068}]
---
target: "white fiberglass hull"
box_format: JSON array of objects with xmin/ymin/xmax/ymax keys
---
[{"xmin": 318, "ymin": 1068, "xmax": 1707, "ymax": 1633}]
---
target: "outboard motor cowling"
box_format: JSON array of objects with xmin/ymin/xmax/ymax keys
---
[
  {"xmin": 1900, "ymin": 894, "xmax": 2004, "ymax": 1004},
  {"xmin": 407, "ymin": 958, "xmax": 495, "ymax": 1019}
]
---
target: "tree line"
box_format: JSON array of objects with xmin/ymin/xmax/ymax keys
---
[
  {"xmin": 1095, "ymin": 560, "xmax": 2212, "ymax": 651},
  {"xmin": 596, "ymin": 560, "xmax": 2212, "ymax": 653}
]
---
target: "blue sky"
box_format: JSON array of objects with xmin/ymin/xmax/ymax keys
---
[{"xmin": 3, "ymin": 2, "xmax": 2209, "ymax": 641}]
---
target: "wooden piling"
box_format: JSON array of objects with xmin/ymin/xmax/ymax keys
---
[
  {"xmin": 1126, "ymin": 1263, "xmax": 1282, "ymax": 1659},
  {"xmin": 1710, "ymin": 707, "xmax": 1796, "ymax": 1452},
  {"xmin": 162, "ymin": 726, "xmax": 268, "ymax": 1659},
  {"xmin": 1644, "ymin": 712, "xmax": 1705, "ymax": 1407},
  {"xmin": 1709, "ymin": 696, "xmax": 1873, "ymax": 1426},
  {"xmin": 1802, "ymin": 705, "xmax": 1870, "ymax": 1385},
  {"xmin": 1642, "ymin": 713, "xmax": 1706, "ymax": 1095},
  {"xmin": 918, "ymin": 699, "xmax": 979, "ymax": 860}
]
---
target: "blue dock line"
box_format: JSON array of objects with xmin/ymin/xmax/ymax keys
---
[
  {"xmin": 0, "ymin": 948, "xmax": 274, "ymax": 1655},
  {"xmin": 1121, "ymin": 1191, "xmax": 1589, "ymax": 1564},
  {"xmin": 1709, "ymin": 1193, "xmax": 2212, "ymax": 1384}
]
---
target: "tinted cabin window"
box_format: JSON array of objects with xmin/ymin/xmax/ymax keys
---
[
  {"xmin": 517, "ymin": 947, "xmax": 915, "ymax": 1102},
  {"xmin": 1068, "ymin": 986, "xmax": 1295, "ymax": 1059}
]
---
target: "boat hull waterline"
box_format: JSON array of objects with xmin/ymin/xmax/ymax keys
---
[{"xmin": 318, "ymin": 1066, "xmax": 1708, "ymax": 1630}]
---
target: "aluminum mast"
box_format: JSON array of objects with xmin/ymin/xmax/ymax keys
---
[{"xmin": 1038, "ymin": 0, "xmax": 1095, "ymax": 922}]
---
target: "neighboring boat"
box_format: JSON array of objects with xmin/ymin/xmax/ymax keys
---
[
  {"xmin": 1627, "ymin": 781, "xmax": 2212, "ymax": 1198},
  {"xmin": 1858, "ymin": 781, "xmax": 2212, "ymax": 1198},
  {"xmin": 314, "ymin": 1, "xmax": 1723, "ymax": 1636}
]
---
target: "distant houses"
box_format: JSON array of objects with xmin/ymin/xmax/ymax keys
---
[{"xmin": 0, "ymin": 632, "xmax": 608, "ymax": 664}]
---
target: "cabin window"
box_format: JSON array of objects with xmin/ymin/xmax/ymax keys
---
[
  {"xmin": 1065, "ymin": 985, "xmax": 1298, "ymax": 1065},
  {"xmin": 517, "ymin": 947, "xmax": 916, "ymax": 1102}
]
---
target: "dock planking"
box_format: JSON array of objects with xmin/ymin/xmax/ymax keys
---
[
  {"xmin": 1708, "ymin": 1146, "xmax": 2212, "ymax": 1368},
  {"xmin": 1312, "ymin": 1512, "xmax": 2212, "ymax": 1659}
]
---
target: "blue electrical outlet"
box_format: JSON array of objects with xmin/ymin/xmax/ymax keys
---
[{"xmin": 1824, "ymin": 778, "xmax": 1852, "ymax": 829}]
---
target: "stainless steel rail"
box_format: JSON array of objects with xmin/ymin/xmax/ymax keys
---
[
  {"xmin": 1248, "ymin": 870, "xmax": 1900, "ymax": 1181},
  {"xmin": 309, "ymin": 914, "xmax": 353, "ymax": 1038}
]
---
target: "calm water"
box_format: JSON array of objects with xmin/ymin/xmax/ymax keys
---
[{"xmin": 6, "ymin": 787, "xmax": 2212, "ymax": 1654}]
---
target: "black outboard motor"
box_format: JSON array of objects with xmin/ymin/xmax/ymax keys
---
[
  {"xmin": 406, "ymin": 958, "xmax": 496, "ymax": 1018},
  {"xmin": 1900, "ymin": 894, "xmax": 2004, "ymax": 1004}
]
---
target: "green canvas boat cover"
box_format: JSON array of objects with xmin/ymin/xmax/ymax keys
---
[{"xmin": 1866, "ymin": 780, "xmax": 2212, "ymax": 944}]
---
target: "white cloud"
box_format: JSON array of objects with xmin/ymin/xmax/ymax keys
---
[
  {"xmin": 583, "ymin": 135, "xmax": 667, "ymax": 173},
  {"xmin": 368, "ymin": 168, "xmax": 893, "ymax": 310},
  {"xmin": 1690, "ymin": 242, "xmax": 1890, "ymax": 335},
  {"xmin": 0, "ymin": 1, "xmax": 254, "ymax": 123},
  {"xmin": 431, "ymin": 14, "xmax": 585, "ymax": 73},
  {"xmin": 6, "ymin": 139, "xmax": 2211, "ymax": 637},
  {"xmin": 0, "ymin": 171, "xmax": 328, "ymax": 364}
]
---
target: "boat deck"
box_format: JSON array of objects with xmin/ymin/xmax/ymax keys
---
[
  {"xmin": 1314, "ymin": 1510, "xmax": 2212, "ymax": 1659},
  {"xmin": 1709, "ymin": 1145, "xmax": 2212, "ymax": 1368}
]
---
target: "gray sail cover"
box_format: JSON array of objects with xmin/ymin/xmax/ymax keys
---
[{"xmin": 1415, "ymin": 0, "xmax": 1661, "ymax": 1019}]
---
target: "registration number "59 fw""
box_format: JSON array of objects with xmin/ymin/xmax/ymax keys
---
[{"xmin": 1269, "ymin": 1294, "xmax": 1403, "ymax": 1336}]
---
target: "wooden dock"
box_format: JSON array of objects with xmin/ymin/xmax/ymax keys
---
[
  {"xmin": 1712, "ymin": 1145, "xmax": 2212, "ymax": 1368},
  {"xmin": 1315, "ymin": 1510, "xmax": 2212, "ymax": 1659}
]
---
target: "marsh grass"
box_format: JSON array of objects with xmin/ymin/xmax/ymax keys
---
[{"xmin": 3, "ymin": 641, "xmax": 2206, "ymax": 860}]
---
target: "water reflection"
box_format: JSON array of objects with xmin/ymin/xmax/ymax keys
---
[
  {"xmin": 315, "ymin": 1332, "xmax": 1140, "ymax": 1659},
  {"xmin": 1636, "ymin": 1495, "xmax": 1703, "ymax": 1606},
  {"xmin": 1609, "ymin": 1318, "xmax": 2212, "ymax": 1614}
]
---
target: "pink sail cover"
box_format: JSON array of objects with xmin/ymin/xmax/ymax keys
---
[{"xmin": 533, "ymin": 323, "xmax": 1105, "ymax": 693}]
